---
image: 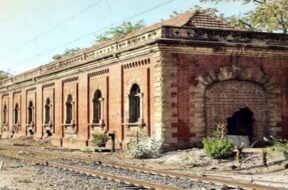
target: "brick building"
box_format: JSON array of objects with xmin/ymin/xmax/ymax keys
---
[{"xmin": 0, "ymin": 10, "xmax": 288, "ymax": 150}]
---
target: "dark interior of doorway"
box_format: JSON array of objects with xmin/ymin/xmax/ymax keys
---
[{"xmin": 227, "ymin": 107, "xmax": 254, "ymax": 142}]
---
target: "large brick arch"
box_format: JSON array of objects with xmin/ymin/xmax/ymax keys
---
[
  {"xmin": 205, "ymin": 80, "xmax": 266, "ymax": 140},
  {"xmin": 189, "ymin": 65, "xmax": 282, "ymax": 142}
]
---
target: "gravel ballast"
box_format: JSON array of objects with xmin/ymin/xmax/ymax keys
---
[{"xmin": 53, "ymin": 159, "xmax": 233, "ymax": 190}]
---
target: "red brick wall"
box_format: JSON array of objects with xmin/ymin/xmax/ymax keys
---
[
  {"xmin": 162, "ymin": 48, "xmax": 288, "ymax": 149},
  {"xmin": 49, "ymin": 56, "xmax": 155, "ymax": 148},
  {"xmin": 205, "ymin": 81, "xmax": 266, "ymax": 140},
  {"xmin": 1, "ymin": 43, "xmax": 287, "ymax": 151}
]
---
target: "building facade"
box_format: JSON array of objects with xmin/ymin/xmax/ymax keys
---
[{"xmin": 0, "ymin": 11, "xmax": 288, "ymax": 150}]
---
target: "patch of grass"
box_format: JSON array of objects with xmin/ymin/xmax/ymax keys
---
[
  {"xmin": 179, "ymin": 153, "xmax": 197, "ymax": 168},
  {"xmin": 267, "ymin": 139, "xmax": 288, "ymax": 159},
  {"xmin": 17, "ymin": 178, "xmax": 32, "ymax": 183}
]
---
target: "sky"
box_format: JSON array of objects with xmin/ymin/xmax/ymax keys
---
[{"xmin": 0, "ymin": 0, "xmax": 254, "ymax": 75}]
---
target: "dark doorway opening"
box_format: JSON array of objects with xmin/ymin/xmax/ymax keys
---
[
  {"xmin": 46, "ymin": 129, "xmax": 52, "ymax": 137},
  {"xmin": 227, "ymin": 107, "xmax": 254, "ymax": 142},
  {"xmin": 66, "ymin": 95, "xmax": 73, "ymax": 124},
  {"xmin": 92, "ymin": 90, "xmax": 102, "ymax": 123}
]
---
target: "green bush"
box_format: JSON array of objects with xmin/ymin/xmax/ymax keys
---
[
  {"xmin": 202, "ymin": 137, "xmax": 235, "ymax": 159},
  {"xmin": 268, "ymin": 139, "xmax": 288, "ymax": 159},
  {"xmin": 202, "ymin": 124, "xmax": 235, "ymax": 159},
  {"xmin": 126, "ymin": 132, "xmax": 162, "ymax": 159},
  {"xmin": 92, "ymin": 133, "xmax": 109, "ymax": 147}
]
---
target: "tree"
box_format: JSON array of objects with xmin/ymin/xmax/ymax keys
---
[
  {"xmin": 95, "ymin": 20, "xmax": 145, "ymax": 43},
  {"xmin": 0, "ymin": 70, "xmax": 12, "ymax": 80},
  {"xmin": 52, "ymin": 47, "xmax": 81, "ymax": 60},
  {"xmin": 200, "ymin": 0, "xmax": 288, "ymax": 33}
]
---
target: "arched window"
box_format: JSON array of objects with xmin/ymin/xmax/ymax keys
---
[
  {"xmin": 3, "ymin": 105, "xmax": 7, "ymax": 124},
  {"xmin": 66, "ymin": 95, "xmax": 73, "ymax": 124},
  {"xmin": 14, "ymin": 104, "xmax": 19, "ymax": 124},
  {"xmin": 129, "ymin": 84, "xmax": 141, "ymax": 123},
  {"xmin": 92, "ymin": 90, "xmax": 102, "ymax": 123},
  {"xmin": 45, "ymin": 98, "xmax": 51, "ymax": 124},
  {"xmin": 28, "ymin": 101, "xmax": 33, "ymax": 124}
]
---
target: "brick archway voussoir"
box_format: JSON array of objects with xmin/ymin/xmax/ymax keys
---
[{"xmin": 189, "ymin": 65, "xmax": 282, "ymax": 142}]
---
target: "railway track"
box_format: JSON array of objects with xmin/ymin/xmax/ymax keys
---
[
  {"xmin": 0, "ymin": 153, "xmax": 181, "ymax": 190},
  {"xmin": 0, "ymin": 143, "xmax": 287, "ymax": 190}
]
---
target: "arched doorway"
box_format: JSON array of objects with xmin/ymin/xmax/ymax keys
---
[{"xmin": 205, "ymin": 80, "xmax": 266, "ymax": 141}]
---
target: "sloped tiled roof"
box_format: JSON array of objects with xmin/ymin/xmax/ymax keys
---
[
  {"xmin": 186, "ymin": 11, "xmax": 236, "ymax": 30},
  {"xmin": 90, "ymin": 10, "xmax": 236, "ymax": 50}
]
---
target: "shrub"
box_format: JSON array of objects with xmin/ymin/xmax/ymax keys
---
[
  {"xmin": 126, "ymin": 132, "xmax": 162, "ymax": 159},
  {"xmin": 179, "ymin": 153, "xmax": 197, "ymax": 168},
  {"xmin": 202, "ymin": 124, "xmax": 235, "ymax": 159},
  {"xmin": 268, "ymin": 139, "xmax": 288, "ymax": 159},
  {"xmin": 91, "ymin": 133, "xmax": 109, "ymax": 147},
  {"xmin": 202, "ymin": 137, "xmax": 235, "ymax": 159}
]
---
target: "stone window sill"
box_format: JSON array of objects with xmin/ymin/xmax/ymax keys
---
[
  {"xmin": 89, "ymin": 123, "xmax": 105, "ymax": 128},
  {"xmin": 42, "ymin": 123, "xmax": 53, "ymax": 127},
  {"xmin": 62, "ymin": 123, "xmax": 76, "ymax": 127},
  {"xmin": 123, "ymin": 122, "xmax": 145, "ymax": 128},
  {"xmin": 25, "ymin": 124, "xmax": 35, "ymax": 127}
]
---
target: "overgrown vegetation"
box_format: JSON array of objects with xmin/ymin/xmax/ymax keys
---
[
  {"xmin": 172, "ymin": 1, "xmax": 288, "ymax": 33},
  {"xmin": 91, "ymin": 133, "xmax": 109, "ymax": 147},
  {"xmin": 0, "ymin": 70, "xmax": 12, "ymax": 80},
  {"xmin": 126, "ymin": 131, "xmax": 162, "ymax": 159},
  {"xmin": 267, "ymin": 138, "xmax": 288, "ymax": 159},
  {"xmin": 51, "ymin": 21, "xmax": 145, "ymax": 60},
  {"xmin": 200, "ymin": 0, "xmax": 288, "ymax": 33},
  {"xmin": 95, "ymin": 20, "xmax": 145, "ymax": 43},
  {"xmin": 52, "ymin": 47, "xmax": 81, "ymax": 60},
  {"xmin": 202, "ymin": 123, "xmax": 235, "ymax": 159}
]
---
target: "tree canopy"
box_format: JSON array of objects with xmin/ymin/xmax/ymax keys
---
[
  {"xmin": 52, "ymin": 21, "xmax": 145, "ymax": 60},
  {"xmin": 95, "ymin": 20, "xmax": 145, "ymax": 43},
  {"xmin": 200, "ymin": 0, "xmax": 288, "ymax": 33},
  {"xmin": 0, "ymin": 70, "xmax": 12, "ymax": 80},
  {"xmin": 52, "ymin": 47, "xmax": 81, "ymax": 60}
]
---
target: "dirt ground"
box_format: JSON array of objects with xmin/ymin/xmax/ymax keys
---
[
  {"xmin": 0, "ymin": 137, "xmax": 287, "ymax": 190},
  {"xmin": 0, "ymin": 158, "xmax": 59, "ymax": 190}
]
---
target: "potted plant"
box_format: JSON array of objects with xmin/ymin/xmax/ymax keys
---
[{"xmin": 92, "ymin": 133, "xmax": 109, "ymax": 147}]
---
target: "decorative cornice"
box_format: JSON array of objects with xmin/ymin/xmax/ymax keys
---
[
  {"xmin": 26, "ymin": 87, "xmax": 36, "ymax": 92},
  {"xmin": 123, "ymin": 58, "xmax": 150, "ymax": 70},
  {"xmin": 161, "ymin": 26, "xmax": 288, "ymax": 47},
  {"xmin": 62, "ymin": 76, "xmax": 79, "ymax": 84},
  {"xmin": 2, "ymin": 93, "xmax": 9, "ymax": 97},
  {"xmin": 0, "ymin": 25, "xmax": 287, "ymax": 89},
  {"xmin": 13, "ymin": 90, "xmax": 22, "ymax": 94},
  {"xmin": 43, "ymin": 82, "xmax": 55, "ymax": 89},
  {"xmin": 88, "ymin": 69, "xmax": 109, "ymax": 78}
]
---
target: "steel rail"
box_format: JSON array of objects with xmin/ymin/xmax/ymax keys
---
[
  {"xmin": 51, "ymin": 151, "xmax": 284, "ymax": 190},
  {"xmin": 0, "ymin": 152, "xmax": 182, "ymax": 190},
  {"xmin": 0, "ymin": 144, "xmax": 286, "ymax": 190}
]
